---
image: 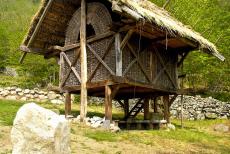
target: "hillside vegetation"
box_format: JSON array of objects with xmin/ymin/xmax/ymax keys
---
[{"xmin": 0, "ymin": 0, "xmax": 229, "ymax": 100}]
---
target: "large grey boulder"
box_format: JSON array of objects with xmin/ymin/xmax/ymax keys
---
[{"xmin": 11, "ymin": 103, "xmax": 70, "ymax": 154}]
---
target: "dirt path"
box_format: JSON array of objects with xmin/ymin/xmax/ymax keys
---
[{"xmin": 0, "ymin": 125, "xmax": 12, "ymax": 154}]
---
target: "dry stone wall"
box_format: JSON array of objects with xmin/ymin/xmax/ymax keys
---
[
  {"xmin": 0, "ymin": 87, "xmax": 64, "ymax": 104},
  {"xmin": 170, "ymin": 95, "xmax": 230, "ymax": 120}
]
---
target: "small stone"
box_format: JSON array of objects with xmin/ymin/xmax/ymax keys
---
[
  {"xmin": 6, "ymin": 95, "xmax": 17, "ymax": 100},
  {"xmin": 18, "ymin": 92, "xmax": 24, "ymax": 96},
  {"xmin": 51, "ymin": 99, "xmax": 64, "ymax": 104},
  {"xmin": 15, "ymin": 88, "xmax": 22, "ymax": 92},
  {"xmin": 205, "ymin": 113, "xmax": 218, "ymax": 119},
  {"xmin": 20, "ymin": 97, "xmax": 27, "ymax": 101},
  {"xmin": 167, "ymin": 123, "xmax": 176, "ymax": 130},
  {"xmin": 24, "ymin": 89, "xmax": 30, "ymax": 94},
  {"xmin": 10, "ymin": 91, "xmax": 17, "ymax": 95},
  {"xmin": 214, "ymin": 124, "xmax": 229, "ymax": 133}
]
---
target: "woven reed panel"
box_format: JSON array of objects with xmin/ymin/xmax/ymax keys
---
[{"xmin": 62, "ymin": 2, "xmax": 113, "ymax": 87}]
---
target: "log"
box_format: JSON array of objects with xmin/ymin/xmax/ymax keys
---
[{"xmin": 80, "ymin": 0, "xmax": 88, "ymax": 122}]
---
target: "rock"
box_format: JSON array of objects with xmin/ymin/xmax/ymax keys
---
[
  {"xmin": 219, "ymin": 115, "xmax": 228, "ymax": 119},
  {"xmin": 51, "ymin": 99, "xmax": 64, "ymax": 104},
  {"xmin": 205, "ymin": 113, "xmax": 218, "ymax": 119},
  {"xmin": 15, "ymin": 88, "xmax": 22, "ymax": 92},
  {"xmin": 197, "ymin": 113, "xmax": 205, "ymax": 120},
  {"xmin": 10, "ymin": 91, "xmax": 17, "ymax": 95},
  {"xmin": 0, "ymin": 90, "xmax": 9, "ymax": 96},
  {"xmin": 91, "ymin": 120, "xmax": 102, "ymax": 128},
  {"xmin": 18, "ymin": 92, "xmax": 24, "ymax": 96},
  {"xmin": 20, "ymin": 97, "xmax": 27, "ymax": 101},
  {"xmin": 214, "ymin": 124, "xmax": 229, "ymax": 133},
  {"xmin": 4, "ymin": 67, "xmax": 18, "ymax": 77},
  {"xmin": 48, "ymin": 92, "xmax": 57, "ymax": 100},
  {"xmin": 6, "ymin": 95, "xmax": 17, "ymax": 100},
  {"xmin": 24, "ymin": 89, "xmax": 30, "ymax": 94},
  {"xmin": 167, "ymin": 123, "xmax": 176, "ymax": 130},
  {"xmin": 11, "ymin": 103, "xmax": 70, "ymax": 154}
]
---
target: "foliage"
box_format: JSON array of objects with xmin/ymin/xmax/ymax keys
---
[
  {"xmin": 0, "ymin": 0, "xmax": 58, "ymax": 88},
  {"xmin": 151, "ymin": 0, "xmax": 230, "ymax": 101}
]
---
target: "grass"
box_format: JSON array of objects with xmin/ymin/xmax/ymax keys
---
[{"xmin": 0, "ymin": 99, "xmax": 229, "ymax": 153}]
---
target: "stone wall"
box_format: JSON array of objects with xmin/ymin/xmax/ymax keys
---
[
  {"xmin": 170, "ymin": 95, "xmax": 230, "ymax": 120},
  {"xmin": 0, "ymin": 87, "xmax": 64, "ymax": 104}
]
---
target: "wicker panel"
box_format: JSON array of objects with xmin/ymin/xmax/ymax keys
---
[{"xmin": 61, "ymin": 2, "xmax": 113, "ymax": 87}]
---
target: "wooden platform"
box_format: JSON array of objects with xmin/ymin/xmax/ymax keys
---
[{"xmin": 62, "ymin": 76, "xmax": 177, "ymax": 99}]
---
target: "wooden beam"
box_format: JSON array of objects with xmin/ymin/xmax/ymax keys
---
[
  {"xmin": 154, "ymin": 47, "xmax": 177, "ymax": 89},
  {"xmin": 60, "ymin": 49, "xmax": 81, "ymax": 88},
  {"xmin": 80, "ymin": 0, "xmax": 87, "ymax": 122},
  {"xmin": 65, "ymin": 92, "xmax": 71, "ymax": 117},
  {"xmin": 87, "ymin": 37, "xmax": 115, "ymax": 82},
  {"xmin": 127, "ymin": 43, "xmax": 152, "ymax": 82},
  {"xmin": 105, "ymin": 85, "xmax": 112, "ymax": 121},
  {"xmin": 61, "ymin": 52, "xmax": 81, "ymax": 83},
  {"xmin": 124, "ymin": 99, "xmax": 129, "ymax": 118},
  {"xmin": 144, "ymin": 98, "xmax": 150, "ymax": 120},
  {"xmin": 177, "ymin": 52, "xmax": 189, "ymax": 67},
  {"xmin": 121, "ymin": 30, "xmax": 134, "ymax": 50},
  {"xmin": 163, "ymin": 95, "xmax": 170, "ymax": 123},
  {"xmin": 57, "ymin": 31, "xmax": 115, "ymax": 52},
  {"xmin": 115, "ymin": 33, "xmax": 122, "ymax": 76},
  {"xmin": 87, "ymin": 44, "xmax": 115, "ymax": 75}
]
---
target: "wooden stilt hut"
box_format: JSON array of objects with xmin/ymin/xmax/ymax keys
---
[{"xmin": 20, "ymin": 0, "xmax": 224, "ymax": 125}]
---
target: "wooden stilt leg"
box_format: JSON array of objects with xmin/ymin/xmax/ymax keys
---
[
  {"xmin": 124, "ymin": 99, "xmax": 129, "ymax": 118},
  {"xmin": 163, "ymin": 95, "xmax": 170, "ymax": 123},
  {"xmin": 105, "ymin": 85, "xmax": 112, "ymax": 121},
  {"xmin": 154, "ymin": 97, "xmax": 158, "ymax": 113},
  {"xmin": 144, "ymin": 98, "xmax": 150, "ymax": 120},
  {"xmin": 65, "ymin": 92, "xmax": 71, "ymax": 117},
  {"xmin": 80, "ymin": 0, "xmax": 88, "ymax": 122}
]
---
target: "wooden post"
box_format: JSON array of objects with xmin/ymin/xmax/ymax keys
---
[
  {"xmin": 124, "ymin": 99, "xmax": 129, "ymax": 118},
  {"xmin": 144, "ymin": 98, "xmax": 150, "ymax": 120},
  {"xmin": 80, "ymin": 0, "xmax": 88, "ymax": 122},
  {"xmin": 105, "ymin": 85, "xmax": 112, "ymax": 121},
  {"xmin": 153, "ymin": 97, "xmax": 158, "ymax": 113},
  {"xmin": 115, "ymin": 33, "xmax": 122, "ymax": 76},
  {"xmin": 163, "ymin": 95, "xmax": 170, "ymax": 123},
  {"xmin": 65, "ymin": 92, "xmax": 71, "ymax": 117}
]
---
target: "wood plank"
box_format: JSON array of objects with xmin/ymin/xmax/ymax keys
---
[
  {"xmin": 87, "ymin": 44, "xmax": 115, "ymax": 75},
  {"xmin": 88, "ymin": 37, "xmax": 115, "ymax": 82},
  {"xmin": 115, "ymin": 33, "xmax": 122, "ymax": 76},
  {"xmin": 80, "ymin": 0, "xmax": 87, "ymax": 122}
]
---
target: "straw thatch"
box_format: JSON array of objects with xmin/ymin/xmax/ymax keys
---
[{"xmin": 21, "ymin": 0, "xmax": 225, "ymax": 61}]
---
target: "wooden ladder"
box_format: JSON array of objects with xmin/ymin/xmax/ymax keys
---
[{"xmin": 124, "ymin": 99, "xmax": 144, "ymax": 120}]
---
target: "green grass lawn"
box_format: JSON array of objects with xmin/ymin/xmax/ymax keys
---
[{"xmin": 0, "ymin": 99, "xmax": 229, "ymax": 153}]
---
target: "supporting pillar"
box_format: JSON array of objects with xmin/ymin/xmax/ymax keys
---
[
  {"xmin": 105, "ymin": 85, "xmax": 112, "ymax": 121},
  {"xmin": 65, "ymin": 92, "xmax": 71, "ymax": 117},
  {"xmin": 80, "ymin": 0, "xmax": 88, "ymax": 122},
  {"xmin": 163, "ymin": 95, "xmax": 170, "ymax": 123},
  {"xmin": 124, "ymin": 99, "xmax": 129, "ymax": 118},
  {"xmin": 144, "ymin": 98, "xmax": 150, "ymax": 120},
  {"xmin": 153, "ymin": 97, "xmax": 158, "ymax": 113}
]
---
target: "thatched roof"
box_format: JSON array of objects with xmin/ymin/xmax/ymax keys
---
[{"xmin": 21, "ymin": 0, "xmax": 225, "ymax": 61}]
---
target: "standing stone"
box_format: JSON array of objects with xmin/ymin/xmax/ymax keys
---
[{"xmin": 11, "ymin": 103, "xmax": 70, "ymax": 154}]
